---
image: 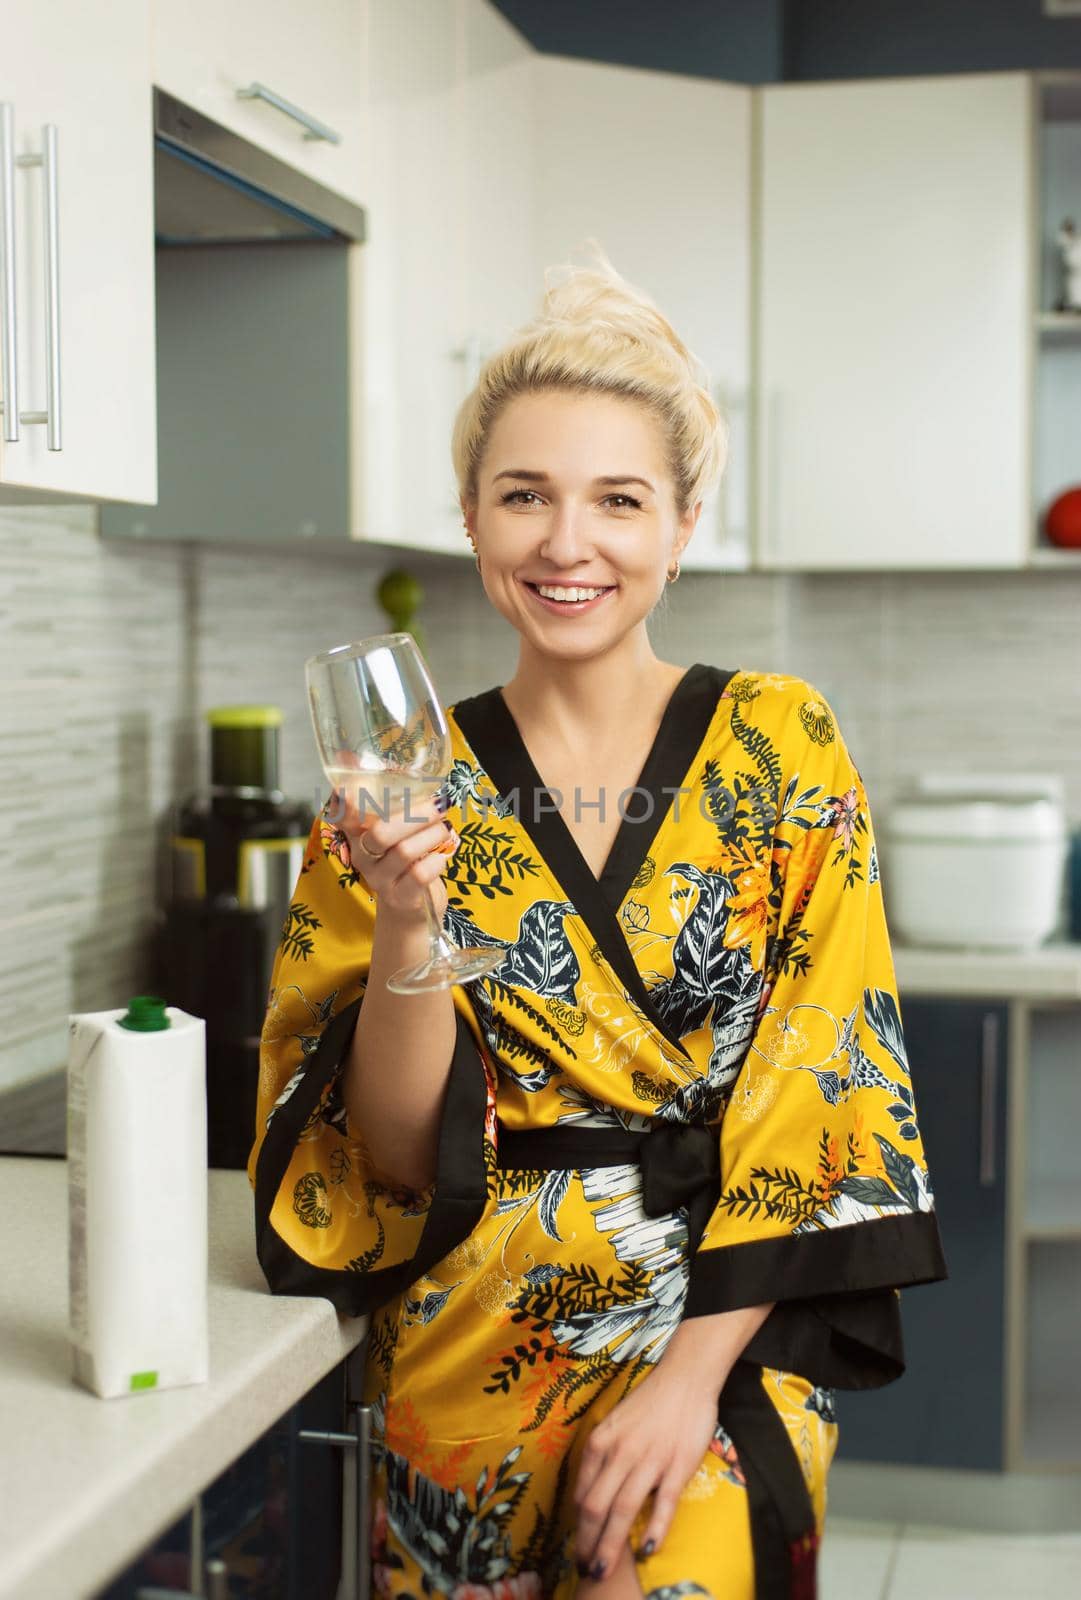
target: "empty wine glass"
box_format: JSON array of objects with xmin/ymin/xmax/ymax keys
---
[{"xmin": 305, "ymin": 632, "xmax": 505, "ymax": 992}]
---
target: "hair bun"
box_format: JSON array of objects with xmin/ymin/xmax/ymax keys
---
[{"xmin": 451, "ymin": 237, "xmax": 729, "ymax": 522}]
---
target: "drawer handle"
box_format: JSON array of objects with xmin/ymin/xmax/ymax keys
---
[
  {"xmin": 0, "ymin": 103, "xmax": 20, "ymax": 442},
  {"xmin": 979, "ymin": 1010, "xmax": 999, "ymax": 1187},
  {"xmin": 299, "ymin": 1398, "xmax": 372, "ymax": 1600},
  {"xmin": 236, "ymin": 82, "xmax": 342, "ymax": 145}
]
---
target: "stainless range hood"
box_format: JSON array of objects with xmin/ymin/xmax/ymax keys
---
[
  {"xmin": 101, "ymin": 91, "xmax": 368, "ymax": 542},
  {"xmin": 153, "ymin": 86, "xmax": 366, "ymax": 246}
]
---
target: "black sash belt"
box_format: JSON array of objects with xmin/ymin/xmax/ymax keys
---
[{"xmin": 494, "ymin": 1118, "xmax": 721, "ymax": 1254}]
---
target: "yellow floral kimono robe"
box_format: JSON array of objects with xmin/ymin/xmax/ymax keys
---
[{"xmin": 248, "ymin": 664, "xmax": 946, "ymax": 1600}]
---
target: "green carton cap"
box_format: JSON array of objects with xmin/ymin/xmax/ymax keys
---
[{"xmin": 118, "ymin": 996, "xmax": 171, "ymax": 1032}]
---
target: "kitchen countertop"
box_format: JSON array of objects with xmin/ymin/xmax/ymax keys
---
[
  {"xmin": 0, "ymin": 1157, "xmax": 368, "ymax": 1600},
  {"xmin": 892, "ymin": 937, "xmax": 1081, "ymax": 1001}
]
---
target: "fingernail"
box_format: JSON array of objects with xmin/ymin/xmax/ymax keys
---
[
  {"xmin": 434, "ymin": 791, "xmax": 448, "ymax": 813},
  {"xmin": 636, "ymin": 1537, "xmax": 656, "ymax": 1560},
  {"xmin": 590, "ymin": 1560, "xmax": 606, "ymax": 1581},
  {"xmin": 576, "ymin": 1558, "xmax": 591, "ymax": 1578}
]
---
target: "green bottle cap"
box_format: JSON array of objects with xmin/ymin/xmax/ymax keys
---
[{"xmin": 118, "ymin": 996, "xmax": 171, "ymax": 1032}]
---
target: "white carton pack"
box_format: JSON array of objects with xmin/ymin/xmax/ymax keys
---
[{"xmin": 67, "ymin": 998, "xmax": 209, "ymax": 1398}]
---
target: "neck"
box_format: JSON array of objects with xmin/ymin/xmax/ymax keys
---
[{"xmin": 502, "ymin": 634, "xmax": 683, "ymax": 754}]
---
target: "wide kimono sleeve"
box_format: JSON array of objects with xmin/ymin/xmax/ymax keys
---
[
  {"xmin": 246, "ymin": 804, "xmax": 498, "ymax": 1317},
  {"xmin": 682, "ymin": 689, "xmax": 948, "ymax": 1389}
]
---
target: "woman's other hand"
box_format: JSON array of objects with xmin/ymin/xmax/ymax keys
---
[
  {"xmin": 328, "ymin": 786, "xmax": 459, "ymax": 920},
  {"xmin": 572, "ymin": 1360, "xmax": 723, "ymax": 1582}
]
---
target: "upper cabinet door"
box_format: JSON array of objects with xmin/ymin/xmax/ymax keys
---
[
  {"xmin": 151, "ymin": 0, "xmax": 367, "ymax": 208},
  {"xmin": 355, "ymin": 0, "xmax": 464, "ymax": 552},
  {"xmin": 756, "ymin": 73, "xmax": 1033, "ymax": 571},
  {"xmin": 0, "ymin": 0, "xmax": 156, "ymax": 503},
  {"xmin": 532, "ymin": 58, "xmax": 753, "ymax": 571}
]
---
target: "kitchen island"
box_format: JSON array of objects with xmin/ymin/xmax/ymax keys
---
[{"xmin": 0, "ymin": 1157, "xmax": 368, "ymax": 1600}]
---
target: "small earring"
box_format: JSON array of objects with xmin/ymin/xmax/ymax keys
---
[{"xmin": 666, "ymin": 559, "xmax": 681, "ymax": 583}]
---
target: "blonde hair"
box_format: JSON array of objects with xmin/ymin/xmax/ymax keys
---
[{"xmin": 451, "ymin": 241, "xmax": 728, "ymax": 522}]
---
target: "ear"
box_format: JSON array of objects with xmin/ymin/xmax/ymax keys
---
[{"xmin": 674, "ymin": 498, "xmax": 703, "ymax": 562}]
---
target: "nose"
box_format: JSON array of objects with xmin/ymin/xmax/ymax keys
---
[{"xmin": 537, "ymin": 500, "xmax": 595, "ymax": 569}]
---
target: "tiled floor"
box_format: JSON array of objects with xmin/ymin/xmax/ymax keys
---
[{"xmin": 821, "ymin": 1518, "xmax": 1081, "ymax": 1599}]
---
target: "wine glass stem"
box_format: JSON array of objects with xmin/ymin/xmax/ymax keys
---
[{"xmin": 422, "ymin": 885, "xmax": 456, "ymax": 963}]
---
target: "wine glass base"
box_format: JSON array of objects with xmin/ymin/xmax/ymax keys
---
[{"xmin": 385, "ymin": 945, "xmax": 505, "ymax": 994}]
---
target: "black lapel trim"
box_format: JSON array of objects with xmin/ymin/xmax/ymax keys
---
[
  {"xmin": 717, "ymin": 1360, "xmax": 819, "ymax": 1600},
  {"xmin": 254, "ymin": 998, "xmax": 489, "ymax": 1317},
  {"xmin": 600, "ymin": 663, "xmax": 738, "ymax": 908},
  {"xmin": 451, "ymin": 663, "xmax": 737, "ymax": 1064},
  {"xmin": 683, "ymin": 1210, "xmax": 948, "ymax": 1390}
]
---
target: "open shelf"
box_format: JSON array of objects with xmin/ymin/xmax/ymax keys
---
[
  {"xmin": 1037, "ymin": 312, "xmax": 1081, "ymax": 335},
  {"xmin": 1025, "ymin": 1008, "xmax": 1081, "ymax": 1228},
  {"xmin": 1032, "ymin": 77, "xmax": 1081, "ymax": 564},
  {"xmin": 1027, "ymin": 1178, "xmax": 1081, "ymax": 1240}
]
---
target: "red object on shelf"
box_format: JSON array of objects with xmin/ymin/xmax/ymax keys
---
[{"xmin": 1046, "ymin": 487, "xmax": 1081, "ymax": 549}]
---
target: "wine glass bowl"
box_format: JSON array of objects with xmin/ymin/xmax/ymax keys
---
[{"xmin": 304, "ymin": 633, "xmax": 505, "ymax": 992}]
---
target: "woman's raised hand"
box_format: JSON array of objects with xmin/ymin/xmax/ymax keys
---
[{"xmin": 330, "ymin": 788, "xmax": 460, "ymax": 920}]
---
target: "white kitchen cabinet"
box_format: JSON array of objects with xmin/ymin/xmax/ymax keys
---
[
  {"xmin": 755, "ymin": 72, "xmax": 1032, "ymax": 571},
  {"xmin": 0, "ymin": 0, "xmax": 156, "ymax": 503},
  {"xmin": 356, "ymin": 0, "xmax": 465, "ymax": 552},
  {"xmin": 151, "ymin": 0, "xmax": 367, "ymax": 209},
  {"xmin": 358, "ymin": 0, "xmax": 536, "ymax": 556},
  {"xmin": 531, "ymin": 57, "xmax": 753, "ymax": 572}
]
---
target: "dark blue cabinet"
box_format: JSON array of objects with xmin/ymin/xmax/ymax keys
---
[
  {"xmin": 94, "ymin": 1360, "xmax": 346, "ymax": 1598},
  {"xmin": 836, "ymin": 996, "xmax": 1009, "ymax": 1471}
]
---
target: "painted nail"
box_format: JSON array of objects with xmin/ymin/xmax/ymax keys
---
[
  {"xmin": 576, "ymin": 1558, "xmax": 591, "ymax": 1578},
  {"xmin": 591, "ymin": 1559, "xmax": 606, "ymax": 1581},
  {"xmin": 636, "ymin": 1537, "xmax": 656, "ymax": 1560}
]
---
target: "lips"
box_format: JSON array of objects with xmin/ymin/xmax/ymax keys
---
[{"xmin": 522, "ymin": 580, "xmax": 616, "ymax": 615}]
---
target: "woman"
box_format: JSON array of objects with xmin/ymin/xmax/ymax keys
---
[{"xmin": 249, "ymin": 254, "xmax": 947, "ymax": 1599}]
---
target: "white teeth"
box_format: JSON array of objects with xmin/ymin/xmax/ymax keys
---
[{"xmin": 536, "ymin": 584, "xmax": 608, "ymax": 602}]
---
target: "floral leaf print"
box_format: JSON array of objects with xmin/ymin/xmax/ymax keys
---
[
  {"xmin": 631, "ymin": 1070, "xmax": 668, "ymax": 1104},
  {"xmin": 729, "ymin": 698, "xmax": 783, "ymax": 799},
  {"xmin": 648, "ymin": 865, "xmax": 736, "ymax": 1037},
  {"xmin": 544, "ymin": 996, "xmax": 586, "ymax": 1037},
  {"xmin": 630, "ymin": 855, "xmax": 656, "ymax": 889},
  {"xmin": 538, "ymin": 1170, "xmax": 571, "ymax": 1241},
  {"xmin": 799, "ymin": 697, "xmax": 836, "ymax": 745},
  {"xmin": 873, "ymin": 1133, "xmax": 922, "ymax": 1211},
  {"xmin": 499, "ymin": 900, "xmax": 582, "ymax": 999},
  {"xmin": 404, "ymin": 1286, "xmax": 455, "ymax": 1325},
  {"xmin": 645, "ymin": 1586, "xmax": 713, "ymax": 1599},
  {"xmin": 840, "ymin": 1176, "xmax": 907, "ymax": 1207},
  {"xmin": 448, "ymin": 819, "xmax": 540, "ymax": 900},
  {"xmin": 726, "ymin": 675, "xmax": 762, "ymax": 705},
  {"xmin": 485, "ymin": 977, "xmax": 572, "ymax": 1051},
  {"xmin": 279, "ymin": 901, "xmax": 321, "ymax": 961},
  {"xmin": 293, "ymin": 1170, "xmax": 332, "ymax": 1228},
  {"xmin": 441, "ymin": 756, "xmax": 517, "ymax": 818},
  {"xmin": 863, "ymin": 986, "xmax": 910, "ymax": 1076},
  {"xmin": 523, "ymin": 1263, "xmax": 562, "ymax": 1285},
  {"xmin": 717, "ymin": 1165, "xmax": 821, "ymax": 1226}
]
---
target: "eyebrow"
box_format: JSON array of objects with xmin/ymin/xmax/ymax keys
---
[{"xmin": 492, "ymin": 469, "xmax": 656, "ymax": 493}]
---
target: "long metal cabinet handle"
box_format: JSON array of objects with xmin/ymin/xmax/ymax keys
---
[
  {"xmin": 298, "ymin": 1396, "xmax": 373, "ymax": 1600},
  {"xmin": 15, "ymin": 122, "xmax": 62, "ymax": 449},
  {"xmin": 979, "ymin": 1010, "xmax": 999, "ymax": 1188},
  {"xmin": 0, "ymin": 103, "xmax": 19, "ymax": 441},
  {"xmin": 236, "ymin": 82, "xmax": 342, "ymax": 144},
  {"xmin": 354, "ymin": 1400, "xmax": 372, "ymax": 1600}
]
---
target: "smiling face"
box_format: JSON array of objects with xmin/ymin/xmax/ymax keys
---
[{"xmin": 463, "ymin": 389, "xmax": 700, "ymax": 663}]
